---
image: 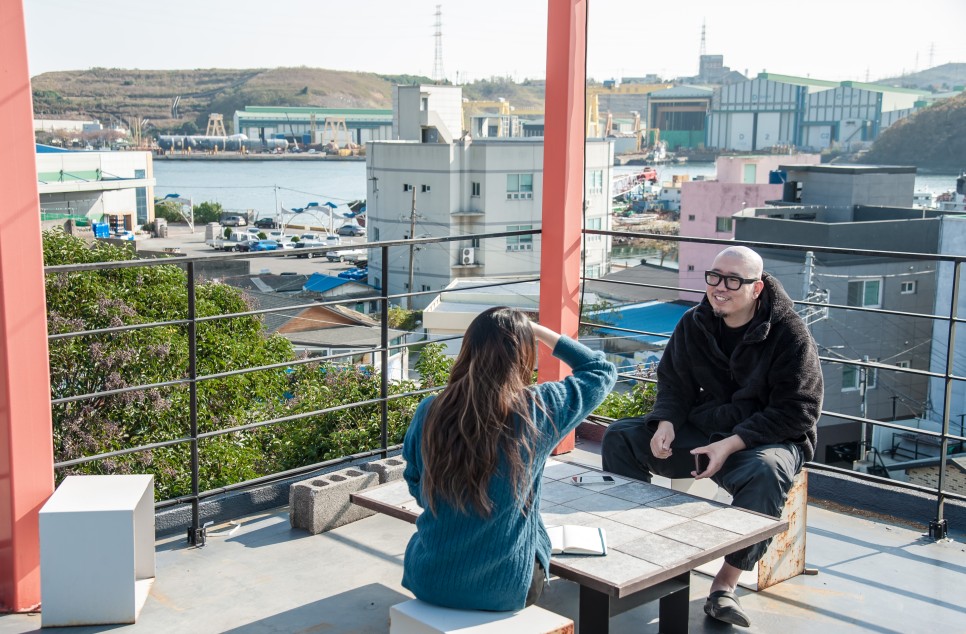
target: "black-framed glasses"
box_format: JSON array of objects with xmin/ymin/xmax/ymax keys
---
[{"xmin": 705, "ymin": 271, "xmax": 759, "ymax": 291}]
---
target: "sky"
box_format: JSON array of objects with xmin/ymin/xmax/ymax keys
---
[{"xmin": 23, "ymin": 0, "xmax": 966, "ymax": 84}]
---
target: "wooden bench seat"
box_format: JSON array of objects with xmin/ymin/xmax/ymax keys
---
[{"xmin": 389, "ymin": 599, "xmax": 573, "ymax": 634}]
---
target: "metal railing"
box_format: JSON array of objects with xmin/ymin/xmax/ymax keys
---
[{"xmin": 44, "ymin": 227, "xmax": 965, "ymax": 543}]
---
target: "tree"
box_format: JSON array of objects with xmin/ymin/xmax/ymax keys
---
[
  {"xmin": 44, "ymin": 229, "xmax": 294, "ymax": 499},
  {"xmin": 193, "ymin": 201, "xmax": 224, "ymax": 224}
]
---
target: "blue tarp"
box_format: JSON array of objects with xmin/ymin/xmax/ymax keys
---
[
  {"xmin": 588, "ymin": 300, "xmax": 692, "ymax": 345},
  {"xmin": 303, "ymin": 273, "xmax": 353, "ymax": 293}
]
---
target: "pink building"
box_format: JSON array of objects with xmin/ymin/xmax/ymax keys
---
[{"xmin": 677, "ymin": 154, "xmax": 821, "ymax": 300}]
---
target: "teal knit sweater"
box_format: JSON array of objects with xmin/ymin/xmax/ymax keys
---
[{"xmin": 401, "ymin": 336, "xmax": 617, "ymax": 611}]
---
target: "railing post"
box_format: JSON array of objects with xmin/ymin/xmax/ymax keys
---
[
  {"xmin": 186, "ymin": 262, "xmax": 203, "ymax": 545},
  {"xmin": 380, "ymin": 245, "xmax": 390, "ymax": 457},
  {"xmin": 933, "ymin": 259, "xmax": 960, "ymax": 540}
]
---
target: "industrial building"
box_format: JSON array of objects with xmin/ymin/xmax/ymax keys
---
[
  {"xmin": 646, "ymin": 86, "xmax": 714, "ymax": 150},
  {"xmin": 36, "ymin": 145, "xmax": 156, "ymax": 231},
  {"xmin": 707, "ymin": 73, "xmax": 929, "ymax": 152},
  {"xmin": 366, "ymin": 84, "xmax": 614, "ymax": 309},
  {"xmin": 232, "ymin": 106, "xmax": 393, "ymax": 147}
]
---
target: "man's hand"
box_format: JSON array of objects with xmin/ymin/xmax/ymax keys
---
[
  {"xmin": 650, "ymin": 420, "xmax": 675, "ymax": 460},
  {"xmin": 691, "ymin": 434, "xmax": 747, "ymax": 478}
]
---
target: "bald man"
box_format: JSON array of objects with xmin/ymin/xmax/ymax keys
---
[{"xmin": 602, "ymin": 246, "xmax": 823, "ymax": 628}]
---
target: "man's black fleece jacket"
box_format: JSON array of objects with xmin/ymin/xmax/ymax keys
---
[{"xmin": 644, "ymin": 273, "xmax": 824, "ymax": 462}]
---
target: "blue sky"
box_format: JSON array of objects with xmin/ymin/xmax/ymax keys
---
[{"xmin": 24, "ymin": 0, "xmax": 966, "ymax": 84}]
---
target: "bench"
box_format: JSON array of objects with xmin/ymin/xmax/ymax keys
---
[
  {"xmin": 390, "ymin": 599, "xmax": 573, "ymax": 634},
  {"xmin": 352, "ymin": 459, "xmax": 786, "ymax": 634}
]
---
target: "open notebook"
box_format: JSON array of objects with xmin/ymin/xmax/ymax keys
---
[{"xmin": 547, "ymin": 525, "xmax": 607, "ymax": 556}]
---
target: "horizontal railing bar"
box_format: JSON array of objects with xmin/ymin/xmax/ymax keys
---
[
  {"xmin": 55, "ymin": 434, "xmax": 193, "ymax": 468},
  {"xmin": 49, "ymin": 317, "xmax": 191, "ymax": 341},
  {"xmin": 51, "ymin": 377, "xmax": 191, "ymax": 405}
]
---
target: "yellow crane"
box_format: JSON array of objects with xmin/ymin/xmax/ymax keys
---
[{"xmin": 462, "ymin": 99, "xmax": 513, "ymax": 136}]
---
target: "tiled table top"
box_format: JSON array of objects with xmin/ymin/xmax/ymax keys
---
[{"xmin": 351, "ymin": 458, "xmax": 786, "ymax": 599}]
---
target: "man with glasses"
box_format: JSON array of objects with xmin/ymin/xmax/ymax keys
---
[{"xmin": 602, "ymin": 246, "xmax": 823, "ymax": 628}]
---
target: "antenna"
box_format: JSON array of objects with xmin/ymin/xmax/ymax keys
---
[
  {"xmin": 432, "ymin": 5, "xmax": 445, "ymax": 84},
  {"xmin": 929, "ymin": 42, "xmax": 935, "ymax": 68}
]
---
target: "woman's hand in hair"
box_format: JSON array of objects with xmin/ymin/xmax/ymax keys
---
[{"xmin": 530, "ymin": 322, "xmax": 562, "ymax": 350}]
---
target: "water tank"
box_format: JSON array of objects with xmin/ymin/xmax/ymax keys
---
[
  {"xmin": 302, "ymin": 133, "xmax": 311, "ymax": 146},
  {"xmin": 92, "ymin": 222, "xmax": 110, "ymax": 238}
]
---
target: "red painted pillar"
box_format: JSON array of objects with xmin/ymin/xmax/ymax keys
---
[
  {"xmin": 539, "ymin": 0, "xmax": 587, "ymax": 454},
  {"xmin": 0, "ymin": 0, "xmax": 56, "ymax": 612}
]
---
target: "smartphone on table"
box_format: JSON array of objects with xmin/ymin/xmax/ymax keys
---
[{"xmin": 572, "ymin": 475, "xmax": 615, "ymax": 485}]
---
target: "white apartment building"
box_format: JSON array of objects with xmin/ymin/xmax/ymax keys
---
[{"xmin": 366, "ymin": 85, "xmax": 614, "ymax": 309}]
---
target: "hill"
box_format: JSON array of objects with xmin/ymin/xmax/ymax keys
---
[
  {"xmin": 857, "ymin": 91, "xmax": 966, "ymax": 170},
  {"xmin": 31, "ymin": 67, "xmax": 546, "ymax": 135},
  {"xmin": 876, "ymin": 63, "xmax": 966, "ymax": 91}
]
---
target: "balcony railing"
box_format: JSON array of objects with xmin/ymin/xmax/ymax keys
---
[{"xmin": 44, "ymin": 228, "xmax": 965, "ymax": 545}]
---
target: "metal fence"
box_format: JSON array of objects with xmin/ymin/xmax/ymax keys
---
[{"xmin": 44, "ymin": 228, "xmax": 965, "ymax": 543}]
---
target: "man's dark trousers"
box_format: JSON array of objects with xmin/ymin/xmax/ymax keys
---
[{"xmin": 601, "ymin": 418, "xmax": 803, "ymax": 570}]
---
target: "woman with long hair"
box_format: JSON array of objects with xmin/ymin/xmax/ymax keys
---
[{"xmin": 401, "ymin": 306, "xmax": 617, "ymax": 611}]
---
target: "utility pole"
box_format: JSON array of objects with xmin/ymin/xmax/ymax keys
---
[
  {"xmin": 802, "ymin": 251, "xmax": 814, "ymax": 301},
  {"xmin": 407, "ymin": 187, "xmax": 417, "ymax": 309},
  {"xmin": 859, "ymin": 355, "xmax": 870, "ymax": 462}
]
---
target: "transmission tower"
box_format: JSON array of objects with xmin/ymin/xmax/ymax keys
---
[
  {"xmin": 699, "ymin": 19, "xmax": 707, "ymax": 57},
  {"xmin": 432, "ymin": 5, "xmax": 445, "ymax": 84}
]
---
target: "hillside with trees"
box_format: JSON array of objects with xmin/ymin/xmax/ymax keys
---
[
  {"xmin": 31, "ymin": 67, "xmax": 546, "ymax": 135},
  {"xmin": 857, "ymin": 91, "xmax": 966, "ymax": 171}
]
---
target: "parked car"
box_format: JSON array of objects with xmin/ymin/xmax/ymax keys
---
[
  {"xmin": 325, "ymin": 248, "xmax": 367, "ymax": 263},
  {"xmin": 254, "ymin": 217, "xmax": 278, "ymax": 229},
  {"xmin": 251, "ymin": 240, "xmax": 280, "ymax": 252},
  {"xmin": 222, "ymin": 215, "xmax": 248, "ymax": 227},
  {"xmin": 337, "ymin": 224, "xmax": 366, "ymax": 237},
  {"xmin": 338, "ymin": 268, "xmax": 369, "ymax": 281},
  {"xmin": 233, "ymin": 239, "xmax": 259, "ymax": 252}
]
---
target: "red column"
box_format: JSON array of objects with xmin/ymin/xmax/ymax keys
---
[
  {"xmin": 539, "ymin": 0, "xmax": 587, "ymax": 454},
  {"xmin": 0, "ymin": 0, "xmax": 55, "ymax": 612}
]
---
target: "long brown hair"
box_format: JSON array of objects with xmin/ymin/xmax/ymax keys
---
[{"xmin": 420, "ymin": 306, "xmax": 540, "ymax": 517}]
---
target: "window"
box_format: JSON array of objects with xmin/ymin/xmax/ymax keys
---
[
  {"xmin": 506, "ymin": 173, "xmax": 534, "ymax": 199},
  {"xmin": 847, "ymin": 279, "xmax": 882, "ymax": 308},
  {"xmin": 585, "ymin": 264, "xmax": 601, "ymax": 278},
  {"xmin": 585, "ymin": 217, "xmax": 602, "ymax": 241},
  {"xmin": 135, "ymin": 169, "xmax": 147, "ymax": 225},
  {"xmin": 716, "ymin": 216, "xmax": 733, "ymax": 232},
  {"xmin": 420, "ymin": 97, "xmax": 428, "ymax": 111},
  {"xmin": 842, "ymin": 360, "xmax": 878, "ymax": 391},
  {"xmin": 688, "ymin": 214, "xmax": 696, "ymax": 221},
  {"xmin": 373, "ymin": 228, "xmax": 380, "ymax": 241},
  {"xmin": 900, "ymin": 281, "xmax": 917, "ymax": 294},
  {"xmin": 506, "ymin": 224, "xmax": 533, "ymax": 250},
  {"xmin": 587, "ymin": 170, "xmax": 604, "ymax": 194},
  {"xmin": 403, "ymin": 183, "xmax": 413, "ymax": 192},
  {"xmin": 421, "ymin": 285, "xmax": 430, "ymax": 292},
  {"xmin": 896, "ymin": 360, "xmax": 910, "ymax": 369},
  {"xmin": 687, "ymin": 265, "xmax": 695, "ymax": 271},
  {"xmin": 471, "ymin": 181, "xmax": 481, "ymax": 197},
  {"xmin": 421, "ymin": 184, "xmax": 431, "ymax": 193},
  {"xmin": 471, "ymin": 237, "xmax": 481, "ymax": 248}
]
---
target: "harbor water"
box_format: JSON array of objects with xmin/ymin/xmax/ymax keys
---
[{"xmin": 153, "ymin": 160, "xmax": 962, "ymax": 217}]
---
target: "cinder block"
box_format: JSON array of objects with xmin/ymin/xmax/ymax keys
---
[
  {"xmin": 290, "ymin": 468, "xmax": 379, "ymax": 534},
  {"xmin": 390, "ymin": 599, "xmax": 573, "ymax": 634},
  {"xmin": 363, "ymin": 456, "xmax": 407, "ymax": 483}
]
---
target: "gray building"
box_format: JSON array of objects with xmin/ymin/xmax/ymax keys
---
[{"xmin": 734, "ymin": 165, "xmax": 962, "ymax": 463}]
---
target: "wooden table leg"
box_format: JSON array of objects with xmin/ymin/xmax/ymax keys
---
[
  {"xmin": 658, "ymin": 573, "xmax": 691, "ymax": 634},
  {"xmin": 579, "ymin": 585, "xmax": 610, "ymax": 634}
]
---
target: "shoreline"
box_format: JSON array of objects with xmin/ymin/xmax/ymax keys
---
[{"xmin": 154, "ymin": 153, "xmax": 365, "ymax": 162}]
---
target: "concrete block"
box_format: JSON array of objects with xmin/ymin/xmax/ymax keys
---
[
  {"xmin": 290, "ymin": 467, "xmax": 379, "ymax": 534},
  {"xmin": 363, "ymin": 456, "xmax": 407, "ymax": 483},
  {"xmin": 390, "ymin": 599, "xmax": 573, "ymax": 634}
]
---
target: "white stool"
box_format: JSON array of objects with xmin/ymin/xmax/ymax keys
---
[
  {"xmin": 39, "ymin": 475, "xmax": 155, "ymax": 626},
  {"xmin": 390, "ymin": 599, "xmax": 573, "ymax": 634}
]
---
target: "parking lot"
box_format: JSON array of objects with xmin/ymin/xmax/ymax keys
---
[{"xmin": 142, "ymin": 224, "xmax": 369, "ymax": 278}]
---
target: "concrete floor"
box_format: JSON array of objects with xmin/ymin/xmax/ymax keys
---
[{"xmin": 3, "ymin": 440, "xmax": 965, "ymax": 633}]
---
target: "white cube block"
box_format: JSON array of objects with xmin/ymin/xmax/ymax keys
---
[{"xmin": 40, "ymin": 475, "xmax": 155, "ymax": 626}]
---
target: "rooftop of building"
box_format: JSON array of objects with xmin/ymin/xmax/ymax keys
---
[{"xmin": 2, "ymin": 438, "xmax": 963, "ymax": 634}]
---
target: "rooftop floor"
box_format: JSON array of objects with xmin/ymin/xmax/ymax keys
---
[{"xmin": 3, "ymin": 439, "xmax": 964, "ymax": 633}]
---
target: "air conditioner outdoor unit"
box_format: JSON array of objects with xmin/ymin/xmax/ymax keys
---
[{"xmin": 461, "ymin": 247, "xmax": 475, "ymax": 265}]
